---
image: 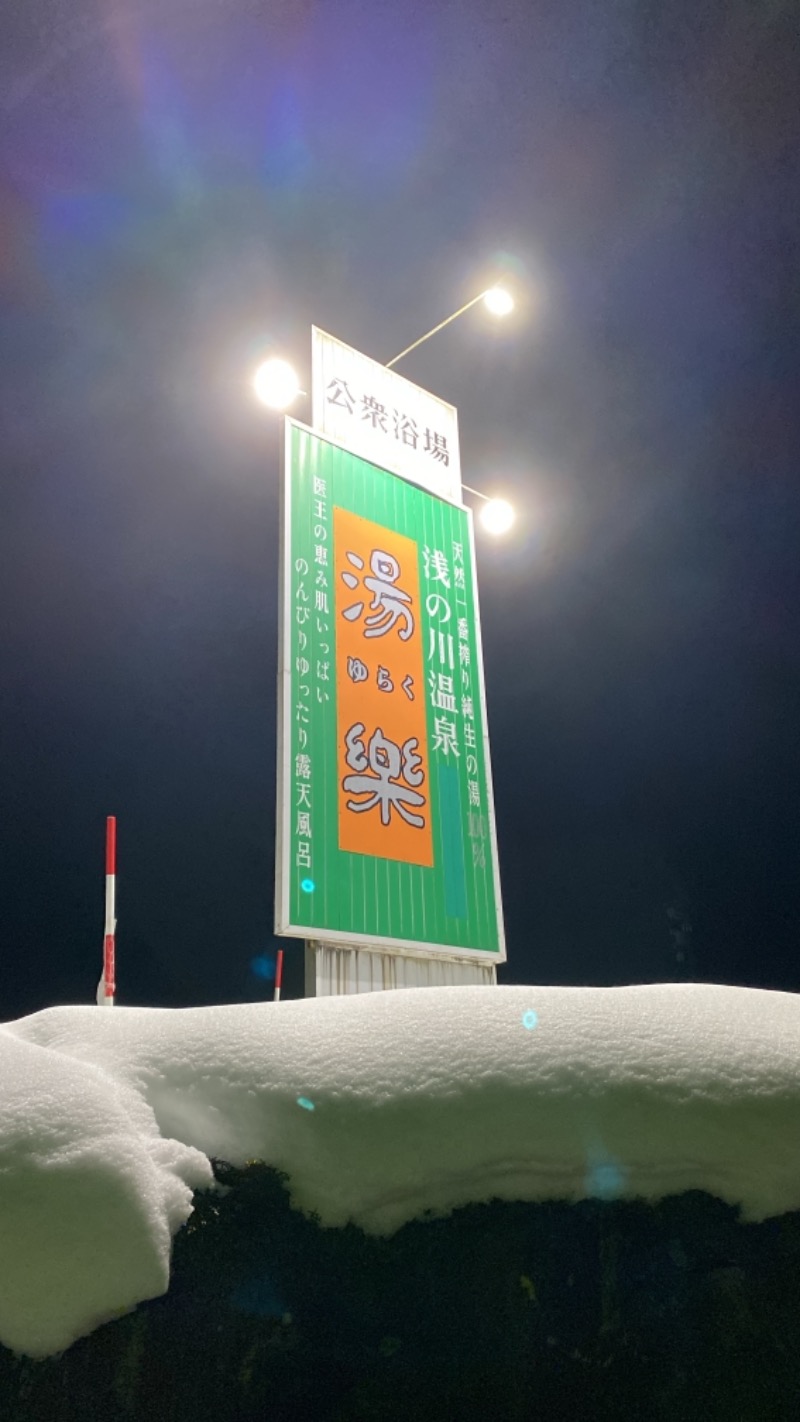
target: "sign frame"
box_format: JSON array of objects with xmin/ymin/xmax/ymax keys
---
[{"xmin": 275, "ymin": 417, "xmax": 506, "ymax": 966}]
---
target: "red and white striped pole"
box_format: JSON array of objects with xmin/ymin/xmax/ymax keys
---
[
  {"xmin": 96, "ymin": 816, "xmax": 117, "ymax": 1006},
  {"xmin": 274, "ymin": 948, "xmax": 284, "ymax": 1003}
]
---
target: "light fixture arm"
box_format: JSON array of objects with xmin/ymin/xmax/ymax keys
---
[
  {"xmin": 461, "ymin": 481, "xmax": 490, "ymax": 503},
  {"xmin": 385, "ymin": 291, "xmax": 490, "ymax": 369}
]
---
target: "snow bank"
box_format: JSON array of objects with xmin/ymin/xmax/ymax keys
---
[
  {"xmin": 2, "ymin": 982, "xmax": 800, "ymax": 1358},
  {"xmin": 0, "ymin": 1028, "xmax": 211, "ymax": 1358}
]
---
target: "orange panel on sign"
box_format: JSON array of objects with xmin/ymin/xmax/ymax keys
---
[{"xmin": 334, "ymin": 507, "xmax": 433, "ymax": 867}]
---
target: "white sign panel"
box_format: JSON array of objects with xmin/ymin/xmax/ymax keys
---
[{"xmin": 311, "ymin": 327, "xmax": 462, "ymax": 504}]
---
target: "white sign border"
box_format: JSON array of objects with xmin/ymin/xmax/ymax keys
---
[{"xmin": 274, "ymin": 416, "xmax": 506, "ymax": 966}]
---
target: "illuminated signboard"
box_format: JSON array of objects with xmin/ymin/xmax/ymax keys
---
[
  {"xmin": 311, "ymin": 327, "xmax": 461, "ymax": 504},
  {"xmin": 275, "ymin": 420, "xmax": 504, "ymax": 963}
]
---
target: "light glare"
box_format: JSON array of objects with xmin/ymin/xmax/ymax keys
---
[
  {"xmin": 480, "ymin": 498, "xmax": 515, "ymax": 535},
  {"xmin": 483, "ymin": 286, "xmax": 514, "ymax": 317},
  {"xmin": 253, "ymin": 357, "xmax": 301, "ymax": 410}
]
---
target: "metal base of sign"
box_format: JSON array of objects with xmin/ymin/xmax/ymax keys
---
[
  {"xmin": 304, "ymin": 941, "xmax": 317, "ymax": 999},
  {"xmin": 304, "ymin": 940, "xmax": 497, "ymax": 997}
]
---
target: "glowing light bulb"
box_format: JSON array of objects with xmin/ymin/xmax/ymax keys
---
[
  {"xmin": 252, "ymin": 357, "xmax": 301, "ymax": 410},
  {"xmin": 483, "ymin": 287, "xmax": 514, "ymax": 317},
  {"xmin": 479, "ymin": 498, "xmax": 515, "ymax": 535}
]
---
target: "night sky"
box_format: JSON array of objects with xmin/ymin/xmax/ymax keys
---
[{"xmin": 1, "ymin": 0, "xmax": 798, "ymax": 1019}]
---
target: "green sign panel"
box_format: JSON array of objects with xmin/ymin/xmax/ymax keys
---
[{"xmin": 275, "ymin": 420, "xmax": 505, "ymax": 961}]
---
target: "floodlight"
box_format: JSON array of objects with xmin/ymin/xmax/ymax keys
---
[
  {"xmin": 483, "ymin": 287, "xmax": 514, "ymax": 317},
  {"xmin": 479, "ymin": 498, "xmax": 515, "ymax": 535},
  {"xmin": 253, "ymin": 357, "xmax": 301, "ymax": 410}
]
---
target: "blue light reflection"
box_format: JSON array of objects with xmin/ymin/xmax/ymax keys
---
[{"xmin": 250, "ymin": 954, "xmax": 276, "ymax": 981}]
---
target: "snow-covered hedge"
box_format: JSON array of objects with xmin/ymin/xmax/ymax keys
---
[
  {"xmin": 2, "ymin": 1162, "xmax": 799, "ymax": 1422},
  {"xmin": 3, "ymin": 984, "xmax": 800, "ymax": 1359}
]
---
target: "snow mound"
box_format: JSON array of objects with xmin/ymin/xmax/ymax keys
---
[
  {"xmin": 3, "ymin": 982, "xmax": 800, "ymax": 1358},
  {"xmin": 0, "ymin": 1029, "xmax": 211, "ymax": 1358}
]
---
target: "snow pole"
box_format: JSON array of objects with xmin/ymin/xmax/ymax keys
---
[
  {"xmin": 96, "ymin": 816, "xmax": 117, "ymax": 1006},
  {"xmin": 274, "ymin": 948, "xmax": 284, "ymax": 1003}
]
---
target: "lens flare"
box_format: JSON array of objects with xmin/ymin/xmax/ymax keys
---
[
  {"xmin": 250, "ymin": 954, "xmax": 276, "ymax": 981},
  {"xmin": 586, "ymin": 1162, "xmax": 625, "ymax": 1199}
]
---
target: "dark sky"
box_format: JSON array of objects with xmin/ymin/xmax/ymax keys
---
[{"xmin": 1, "ymin": 0, "xmax": 798, "ymax": 1019}]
